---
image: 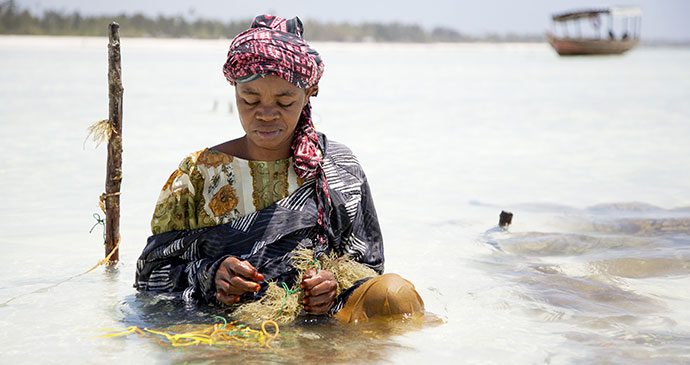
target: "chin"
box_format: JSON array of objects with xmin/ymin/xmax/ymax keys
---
[{"xmin": 252, "ymin": 134, "xmax": 284, "ymax": 146}]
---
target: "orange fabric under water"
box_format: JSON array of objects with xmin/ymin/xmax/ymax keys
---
[{"xmin": 334, "ymin": 273, "xmax": 425, "ymax": 323}]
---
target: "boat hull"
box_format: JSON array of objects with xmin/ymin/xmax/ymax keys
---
[{"xmin": 546, "ymin": 34, "xmax": 639, "ymax": 56}]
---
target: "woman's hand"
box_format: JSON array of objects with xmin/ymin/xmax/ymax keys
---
[
  {"xmin": 301, "ymin": 269, "xmax": 338, "ymax": 314},
  {"xmin": 214, "ymin": 256, "xmax": 264, "ymax": 305}
]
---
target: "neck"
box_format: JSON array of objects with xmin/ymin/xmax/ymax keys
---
[
  {"xmin": 211, "ymin": 136, "xmax": 291, "ymax": 161},
  {"xmin": 243, "ymin": 136, "xmax": 291, "ymax": 161}
]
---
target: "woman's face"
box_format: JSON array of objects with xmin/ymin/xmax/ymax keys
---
[{"xmin": 235, "ymin": 75, "xmax": 317, "ymax": 160}]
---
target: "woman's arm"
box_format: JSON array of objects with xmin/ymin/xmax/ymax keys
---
[
  {"xmin": 134, "ymin": 230, "xmax": 221, "ymax": 302},
  {"xmin": 136, "ymin": 155, "xmax": 220, "ymax": 302},
  {"xmin": 150, "ymin": 155, "xmax": 206, "ymax": 235},
  {"xmin": 349, "ymin": 175, "xmax": 384, "ymax": 272}
]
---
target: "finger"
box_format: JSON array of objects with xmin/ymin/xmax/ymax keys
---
[
  {"xmin": 304, "ymin": 290, "xmax": 336, "ymax": 307},
  {"xmin": 227, "ymin": 275, "xmax": 261, "ymax": 294},
  {"xmin": 215, "ymin": 277, "xmax": 231, "ymax": 295},
  {"xmin": 307, "ymin": 279, "xmax": 337, "ymax": 297},
  {"xmin": 216, "ymin": 292, "xmax": 239, "ymax": 306},
  {"xmin": 231, "ymin": 260, "xmax": 264, "ymax": 282},
  {"xmin": 302, "ymin": 270, "xmax": 335, "ymax": 291},
  {"xmin": 304, "ymin": 268, "xmax": 317, "ymax": 278},
  {"xmin": 215, "ymin": 261, "xmax": 234, "ymax": 282},
  {"xmin": 301, "ymin": 271, "xmax": 324, "ymax": 290},
  {"xmin": 300, "ymin": 269, "xmax": 317, "ymax": 289},
  {"xmin": 305, "ymin": 301, "xmax": 333, "ymax": 314}
]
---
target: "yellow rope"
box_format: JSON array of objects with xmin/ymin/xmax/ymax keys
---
[
  {"xmin": 97, "ymin": 319, "xmax": 280, "ymax": 349},
  {"xmin": 0, "ymin": 238, "xmax": 120, "ymax": 306},
  {"xmin": 86, "ymin": 237, "xmax": 120, "ymax": 273},
  {"xmin": 0, "ymin": 122, "xmax": 127, "ymax": 303},
  {"xmin": 0, "ymin": 178, "xmax": 121, "ymax": 306},
  {"xmin": 261, "ymin": 320, "xmax": 279, "ymax": 347},
  {"xmin": 99, "ymin": 192, "xmax": 121, "ymax": 214}
]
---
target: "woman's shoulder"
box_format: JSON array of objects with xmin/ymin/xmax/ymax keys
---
[
  {"xmin": 318, "ymin": 132, "xmax": 367, "ymax": 181},
  {"xmin": 319, "ymin": 132, "xmax": 354, "ymax": 157},
  {"xmin": 177, "ymin": 148, "xmax": 236, "ymax": 173}
]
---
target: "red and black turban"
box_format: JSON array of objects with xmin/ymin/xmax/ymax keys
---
[{"xmin": 223, "ymin": 15, "xmax": 324, "ymax": 89}]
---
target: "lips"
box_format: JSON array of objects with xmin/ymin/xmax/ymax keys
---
[{"xmin": 255, "ymin": 129, "xmax": 282, "ymax": 139}]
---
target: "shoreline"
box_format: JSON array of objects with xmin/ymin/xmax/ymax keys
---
[{"xmin": 1, "ymin": 34, "xmax": 688, "ymax": 49}]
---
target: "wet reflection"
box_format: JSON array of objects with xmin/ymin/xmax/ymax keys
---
[
  {"xmin": 480, "ymin": 204, "xmax": 690, "ymax": 362},
  {"xmin": 119, "ymin": 293, "xmax": 443, "ymax": 363},
  {"xmin": 174, "ymin": 315, "xmax": 441, "ymax": 364}
]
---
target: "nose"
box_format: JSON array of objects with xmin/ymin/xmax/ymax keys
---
[{"xmin": 256, "ymin": 105, "xmax": 279, "ymax": 121}]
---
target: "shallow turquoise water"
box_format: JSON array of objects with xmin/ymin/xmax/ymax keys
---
[{"xmin": 1, "ymin": 36, "xmax": 689, "ymax": 363}]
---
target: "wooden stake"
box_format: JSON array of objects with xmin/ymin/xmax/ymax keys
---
[
  {"xmin": 499, "ymin": 210, "xmax": 513, "ymax": 228},
  {"xmin": 105, "ymin": 22, "xmax": 123, "ymax": 264}
]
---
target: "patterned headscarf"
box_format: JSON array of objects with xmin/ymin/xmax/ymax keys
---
[{"xmin": 223, "ymin": 15, "xmax": 331, "ymax": 252}]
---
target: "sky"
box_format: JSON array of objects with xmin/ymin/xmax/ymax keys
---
[{"xmin": 13, "ymin": 0, "xmax": 690, "ymax": 41}]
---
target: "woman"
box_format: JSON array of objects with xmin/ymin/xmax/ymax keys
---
[{"xmin": 135, "ymin": 15, "xmax": 423, "ymax": 323}]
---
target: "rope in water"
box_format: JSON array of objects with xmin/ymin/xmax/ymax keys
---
[
  {"xmin": 86, "ymin": 211, "xmax": 120, "ymax": 270},
  {"xmin": 0, "ymin": 218, "xmax": 120, "ymax": 306},
  {"xmin": 97, "ymin": 317, "xmax": 280, "ymax": 348},
  {"xmin": 277, "ymin": 258, "xmax": 321, "ymax": 315},
  {"xmin": 5, "ymin": 123, "xmax": 121, "ymax": 306}
]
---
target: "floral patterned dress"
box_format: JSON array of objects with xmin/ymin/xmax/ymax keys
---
[{"xmin": 151, "ymin": 148, "xmax": 306, "ymax": 235}]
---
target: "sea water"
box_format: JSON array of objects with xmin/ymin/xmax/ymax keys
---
[{"xmin": 0, "ymin": 36, "xmax": 689, "ymax": 363}]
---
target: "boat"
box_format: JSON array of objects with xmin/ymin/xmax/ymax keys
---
[{"xmin": 546, "ymin": 7, "xmax": 641, "ymax": 56}]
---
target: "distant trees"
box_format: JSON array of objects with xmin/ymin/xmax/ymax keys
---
[
  {"xmin": 0, "ymin": 0, "xmax": 540, "ymax": 42},
  {"xmin": 301, "ymin": 20, "xmax": 464, "ymax": 42},
  {"xmin": 0, "ymin": 0, "xmax": 248, "ymax": 38}
]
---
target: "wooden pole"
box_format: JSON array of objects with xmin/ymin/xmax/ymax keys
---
[
  {"xmin": 499, "ymin": 210, "xmax": 513, "ymax": 228},
  {"xmin": 105, "ymin": 22, "xmax": 123, "ymax": 264}
]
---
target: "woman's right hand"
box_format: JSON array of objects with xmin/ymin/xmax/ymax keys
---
[{"xmin": 214, "ymin": 256, "xmax": 264, "ymax": 305}]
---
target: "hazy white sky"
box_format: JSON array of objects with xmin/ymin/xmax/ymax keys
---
[{"xmin": 14, "ymin": 0, "xmax": 690, "ymax": 40}]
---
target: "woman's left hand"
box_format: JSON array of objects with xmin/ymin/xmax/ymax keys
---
[{"xmin": 301, "ymin": 269, "xmax": 337, "ymax": 314}]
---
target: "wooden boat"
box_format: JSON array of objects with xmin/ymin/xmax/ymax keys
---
[{"xmin": 546, "ymin": 7, "xmax": 641, "ymax": 56}]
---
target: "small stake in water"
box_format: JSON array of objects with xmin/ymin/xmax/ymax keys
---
[{"xmin": 499, "ymin": 210, "xmax": 513, "ymax": 228}]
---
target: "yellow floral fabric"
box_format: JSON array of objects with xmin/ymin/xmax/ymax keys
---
[
  {"xmin": 248, "ymin": 159, "xmax": 291, "ymax": 211},
  {"xmin": 151, "ymin": 148, "xmax": 304, "ymax": 235}
]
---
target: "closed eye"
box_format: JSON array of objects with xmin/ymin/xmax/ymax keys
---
[{"xmin": 278, "ymin": 102, "xmax": 294, "ymax": 108}]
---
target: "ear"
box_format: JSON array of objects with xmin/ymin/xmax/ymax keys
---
[{"xmin": 305, "ymin": 85, "xmax": 319, "ymax": 99}]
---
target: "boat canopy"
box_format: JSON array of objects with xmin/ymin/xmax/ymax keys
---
[
  {"xmin": 552, "ymin": 7, "xmax": 642, "ymax": 22},
  {"xmin": 610, "ymin": 7, "xmax": 642, "ymax": 17}
]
